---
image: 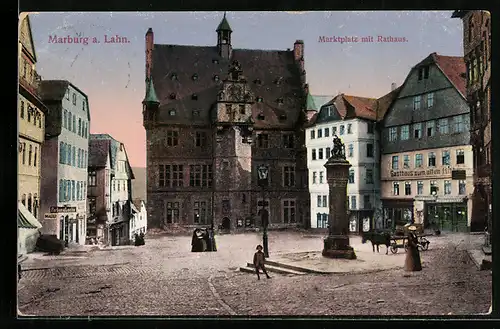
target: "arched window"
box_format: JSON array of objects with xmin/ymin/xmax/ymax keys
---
[
  {"xmin": 34, "ymin": 147, "xmax": 37, "ymax": 167},
  {"xmin": 28, "ymin": 144, "xmax": 32, "ymax": 166},
  {"xmin": 27, "ymin": 193, "xmax": 32, "ymax": 213},
  {"xmin": 72, "ymin": 146, "xmax": 76, "ymax": 166},
  {"xmin": 60, "ymin": 142, "xmax": 64, "ymax": 164},
  {"xmin": 59, "ymin": 179, "xmax": 64, "ymax": 202},
  {"xmin": 33, "ymin": 194, "xmax": 38, "ymax": 218},
  {"xmin": 21, "ymin": 194, "xmax": 26, "ymax": 206}
]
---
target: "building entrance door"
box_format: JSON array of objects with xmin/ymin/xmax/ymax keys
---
[{"xmin": 439, "ymin": 206, "xmax": 452, "ymax": 231}]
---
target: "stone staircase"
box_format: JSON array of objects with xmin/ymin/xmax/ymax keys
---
[{"xmin": 239, "ymin": 260, "xmax": 318, "ymax": 276}]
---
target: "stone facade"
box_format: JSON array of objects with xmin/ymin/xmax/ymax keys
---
[
  {"xmin": 143, "ymin": 15, "xmax": 310, "ymax": 231},
  {"xmin": 452, "ymin": 10, "xmax": 491, "ymax": 234}
]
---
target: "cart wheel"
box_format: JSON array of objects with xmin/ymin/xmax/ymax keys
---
[
  {"xmin": 421, "ymin": 240, "xmax": 429, "ymax": 251},
  {"xmin": 390, "ymin": 245, "xmax": 398, "ymax": 254}
]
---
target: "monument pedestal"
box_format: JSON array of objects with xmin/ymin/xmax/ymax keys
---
[{"xmin": 322, "ymin": 235, "xmax": 357, "ymax": 259}]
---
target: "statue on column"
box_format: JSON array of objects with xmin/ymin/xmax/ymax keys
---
[{"xmin": 331, "ymin": 134, "xmax": 346, "ymax": 159}]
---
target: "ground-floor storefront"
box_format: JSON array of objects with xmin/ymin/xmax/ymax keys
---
[
  {"xmin": 423, "ymin": 202, "xmax": 468, "ymax": 232},
  {"xmin": 58, "ymin": 213, "xmax": 86, "ymax": 245},
  {"xmin": 381, "ymin": 198, "xmax": 414, "ymax": 230},
  {"xmin": 348, "ymin": 210, "xmax": 374, "ymax": 234},
  {"xmin": 110, "ymin": 221, "xmax": 129, "ymax": 246}
]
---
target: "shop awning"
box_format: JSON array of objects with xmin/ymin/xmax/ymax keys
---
[{"xmin": 18, "ymin": 202, "xmax": 42, "ymax": 229}]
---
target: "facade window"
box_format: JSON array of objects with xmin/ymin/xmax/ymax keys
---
[
  {"xmin": 439, "ymin": 118, "xmax": 449, "ymax": 134},
  {"xmin": 326, "ymin": 147, "xmax": 331, "ymax": 158},
  {"xmin": 20, "ymin": 101, "xmax": 24, "ymax": 118},
  {"xmin": 165, "ymin": 202, "xmax": 180, "ymax": 224},
  {"xmin": 193, "ymin": 201, "xmax": 208, "ymax": 224},
  {"xmin": 319, "ymin": 171, "xmax": 324, "ymax": 184},
  {"xmin": 89, "ymin": 197, "xmax": 96, "ymax": 214},
  {"xmin": 339, "ymin": 125, "xmax": 345, "ymax": 135},
  {"xmin": 67, "ymin": 111, "xmax": 72, "ymax": 130},
  {"xmin": 415, "ymin": 154, "xmax": 423, "ymax": 168},
  {"xmin": 350, "ymin": 196, "xmax": 357, "ymax": 210},
  {"xmin": 426, "ymin": 121, "xmax": 435, "ymax": 137},
  {"xmin": 456, "ymin": 150, "xmax": 465, "ymax": 164},
  {"xmin": 347, "ymin": 124, "xmax": 352, "ymax": 134},
  {"xmin": 33, "ymin": 147, "xmax": 37, "ymax": 167},
  {"xmin": 66, "ymin": 144, "xmax": 71, "ymax": 164},
  {"xmin": 366, "ymin": 144, "xmax": 374, "ymax": 158},
  {"xmin": 66, "ymin": 180, "xmax": 70, "ymax": 201},
  {"xmin": 189, "ymin": 165, "xmax": 213, "ymax": 187},
  {"xmin": 312, "ymin": 149, "xmax": 316, "ymax": 160},
  {"xmin": 72, "ymin": 146, "xmax": 76, "ymax": 166},
  {"xmin": 71, "ymin": 180, "xmax": 76, "ymax": 201},
  {"xmin": 322, "ymin": 195, "xmax": 327, "ymax": 208},
  {"xmin": 400, "ymin": 125, "xmax": 409, "ymax": 140},
  {"xmin": 366, "ymin": 168, "xmax": 374, "ymax": 184},
  {"xmin": 88, "ymin": 171, "xmax": 97, "ymax": 186},
  {"xmin": 348, "ymin": 169, "xmax": 354, "ymax": 184},
  {"xmin": 312, "ymin": 172, "xmax": 317, "ymax": 184},
  {"xmin": 453, "ymin": 115, "xmax": 467, "ymax": 133},
  {"xmin": 442, "ymin": 150, "xmax": 450, "ymax": 165},
  {"xmin": 428, "ymin": 152, "xmax": 436, "ymax": 167},
  {"xmin": 324, "ymin": 128, "xmax": 330, "ymax": 137},
  {"xmin": 167, "ymin": 130, "xmax": 179, "ymax": 146},
  {"xmin": 72, "ymin": 116, "xmax": 76, "ymax": 133},
  {"xmin": 317, "ymin": 195, "xmax": 322, "ymax": 207},
  {"xmin": 282, "ymin": 134, "xmax": 294, "ymax": 148},
  {"xmin": 159, "ymin": 165, "xmax": 184, "ymax": 187},
  {"xmin": 283, "ymin": 166, "xmax": 295, "ymax": 187},
  {"xmin": 282, "ymin": 200, "xmax": 296, "ymax": 223},
  {"xmin": 257, "ymin": 134, "xmax": 269, "ymax": 148},
  {"xmin": 367, "ymin": 122, "xmax": 375, "ymax": 134},
  {"xmin": 405, "ymin": 182, "xmax": 411, "ymax": 196},
  {"xmin": 363, "ymin": 195, "xmax": 371, "ymax": 209},
  {"xmin": 27, "ymin": 106, "xmax": 31, "ymax": 122},
  {"xmin": 417, "ymin": 181, "xmax": 423, "ymax": 195},
  {"xmin": 59, "ymin": 179, "xmax": 64, "ymax": 202},
  {"xmin": 318, "ymin": 148, "xmax": 324, "ymax": 160},
  {"xmin": 444, "ymin": 181, "xmax": 452, "ymax": 195},
  {"xmin": 78, "ymin": 118, "xmax": 82, "ymax": 136},
  {"xmin": 347, "ymin": 144, "xmax": 353, "ymax": 157},
  {"xmin": 78, "ymin": 149, "xmax": 81, "ymax": 168},
  {"xmin": 414, "ymin": 123, "xmax": 422, "ymax": 138},
  {"xmin": 389, "ymin": 127, "xmax": 397, "ymax": 141},
  {"xmin": 195, "ymin": 131, "xmax": 207, "ymax": 147},
  {"xmin": 427, "ymin": 93, "xmax": 434, "ymax": 108},
  {"xmin": 403, "ymin": 154, "xmax": 410, "ymax": 169},
  {"xmin": 458, "ymin": 180, "xmax": 466, "ymax": 195},
  {"xmin": 317, "ymin": 129, "xmax": 323, "ymax": 138},
  {"xmin": 77, "ymin": 182, "xmax": 80, "ymax": 201},
  {"xmin": 22, "ymin": 142, "xmax": 26, "ymax": 165},
  {"xmin": 27, "ymin": 194, "xmax": 32, "ymax": 213},
  {"xmin": 63, "ymin": 110, "xmax": 67, "ymax": 129},
  {"xmin": 393, "ymin": 182, "xmax": 400, "ymax": 196},
  {"xmin": 317, "ymin": 213, "xmax": 328, "ymax": 228},
  {"xmin": 72, "ymin": 93, "xmax": 77, "ymax": 105},
  {"xmin": 332, "ymin": 127, "xmax": 337, "ymax": 135},
  {"xmin": 391, "ymin": 155, "xmax": 399, "ymax": 170},
  {"xmin": 430, "ymin": 181, "xmax": 438, "ymax": 194},
  {"xmin": 310, "ymin": 130, "xmax": 315, "ymax": 139},
  {"xmin": 239, "ymin": 105, "xmax": 245, "ymax": 114},
  {"xmin": 413, "ymin": 95, "xmax": 421, "ymax": 110}
]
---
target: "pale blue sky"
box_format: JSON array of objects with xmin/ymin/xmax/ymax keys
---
[{"xmin": 28, "ymin": 11, "xmax": 464, "ymax": 167}]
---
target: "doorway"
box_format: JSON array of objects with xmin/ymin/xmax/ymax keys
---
[{"xmin": 222, "ymin": 217, "xmax": 231, "ymax": 231}]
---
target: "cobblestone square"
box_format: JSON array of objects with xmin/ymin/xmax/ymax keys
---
[{"xmin": 18, "ymin": 232, "xmax": 491, "ymax": 316}]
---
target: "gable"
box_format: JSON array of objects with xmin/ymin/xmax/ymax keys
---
[
  {"xmin": 397, "ymin": 63, "xmax": 453, "ymax": 99},
  {"xmin": 19, "ymin": 14, "xmax": 36, "ymax": 62}
]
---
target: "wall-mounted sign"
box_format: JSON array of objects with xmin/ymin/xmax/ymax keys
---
[
  {"xmin": 389, "ymin": 167, "xmax": 468, "ymax": 179},
  {"xmin": 451, "ymin": 170, "xmax": 467, "ymax": 180},
  {"xmin": 44, "ymin": 213, "xmax": 57, "ymax": 220},
  {"xmin": 50, "ymin": 206, "xmax": 77, "ymax": 213}
]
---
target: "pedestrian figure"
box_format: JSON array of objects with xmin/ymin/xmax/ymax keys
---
[
  {"xmin": 404, "ymin": 231, "xmax": 422, "ymax": 271},
  {"xmin": 253, "ymin": 245, "xmax": 271, "ymax": 280}
]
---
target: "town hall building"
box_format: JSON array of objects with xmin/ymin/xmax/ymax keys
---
[{"xmin": 142, "ymin": 14, "xmax": 310, "ymax": 231}]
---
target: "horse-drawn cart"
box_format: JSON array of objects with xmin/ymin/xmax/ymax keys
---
[{"xmin": 389, "ymin": 234, "xmax": 430, "ymax": 254}]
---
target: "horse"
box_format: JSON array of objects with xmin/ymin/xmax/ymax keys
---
[{"xmin": 361, "ymin": 231, "xmax": 391, "ymax": 255}]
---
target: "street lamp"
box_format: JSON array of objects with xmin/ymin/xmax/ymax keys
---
[{"xmin": 257, "ymin": 164, "xmax": 269, "ymax": 258}]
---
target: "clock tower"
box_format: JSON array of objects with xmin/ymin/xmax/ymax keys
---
[{"xmin": 212, "ymin": 60, "xmax": 254, "ymax": 229}]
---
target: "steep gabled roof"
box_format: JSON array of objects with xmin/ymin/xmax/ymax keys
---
[
  {"xmin": 90, "ymin": 134, "xmax": 135, "ymax": 179},
  {"xmin": 432, "ymin": 54, "xmax": 466, "ymax": 98},
  {"xmin": 374, "ymin": 86, "xmax": 402, "ymax": 122},
  {"xmin": 151, "ymin": 43, "xmax": 304, "ymax": 129},
  {"xmin": 342, "ymin": 95, "xmax": 378, "ymax": 120},
  {"xmin": 88, "ymin": 139, "xmax": 111, "ymax": 168}
]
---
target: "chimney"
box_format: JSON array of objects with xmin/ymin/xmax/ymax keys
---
[
  {"xmin": 293, "ymin": 40, "xmax": 306, "ymax": 85},
  {"xmin": 145, "ymin": 28, "xmax": 154, "ymax": 81},
  {"xmin": 391, "ymin": 82, "xmax": 397, "ymax": 91}
]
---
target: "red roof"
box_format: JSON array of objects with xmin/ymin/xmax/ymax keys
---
[
  {"xmin": 432, "ymin": 53, "xmax": 466, "ymax": 98},
  {"xmin": 342, "ymin": 95, "xmax": 378, "ymax": 120}
]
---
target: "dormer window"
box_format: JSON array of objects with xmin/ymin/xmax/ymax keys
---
[
  {"xmin": 257, "ymin": 113, "xmax": 265, "ymax": 120},
  {"xmin": 214, "ymin": 75, "xmax": 220, "ymax": 82},
  {"xmin": 169, "ymin": 109, "xmax": 176, "ymax": 116},
  {"xmin": 212, "ymin": 59, "xmax": 219, "ymax": 64},
  {"xmin": 418, "ymin": 66, "xmax": 430, "ymax": 80},
  {"xmin": 169, "ymin": 93, "xmax": 177, "ymax": 100},
  {"xmin": 171, "ymin": 73, "xmax": 178, "ymax": 80},
  {"xmin": 192, "ymin": 74, "xmax": 198, "ymax": 81},
  {"xmin": 192, "ymin": 94, "xmax": 198, "ymax": 100},
  {"xmin": 256, "ymin": 96, "xmax": 263, "ymax": 103},
  {"xmin": 277, "ymin": 97, "xmax": 284, "ymax": 105},
  {"xmin": 279, "ymin": 114, "xmax": 287, "ymax": 121},
  {"xmin": 254, "ymin": 79, "xmax": 262, "ymax": 85}
]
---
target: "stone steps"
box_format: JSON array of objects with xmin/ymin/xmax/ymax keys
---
[{"xmin": 239, "ymin": 262, "xmax": 306, "ymax": 276}]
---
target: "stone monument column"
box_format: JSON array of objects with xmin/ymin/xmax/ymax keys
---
[{"xmin": 322, "ymin": 135, "xmax": 357, "ymax": 259}]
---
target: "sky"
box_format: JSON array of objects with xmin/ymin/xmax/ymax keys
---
[{"xmin": 28, "ymin": 11, "xmax": 464, "ymax": 168}]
